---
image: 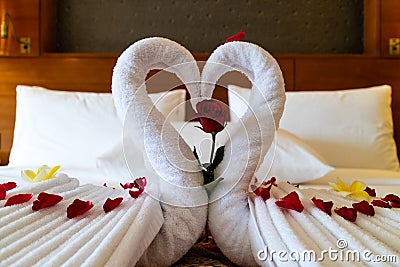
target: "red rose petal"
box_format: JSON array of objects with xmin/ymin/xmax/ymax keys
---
[
  {"xmin": 67, "ymin": 199, "xmax": 94, "ymax": 219},
  {"xmin": 134, "ymin": 177, "xmax": 147, "ymax": 189},
  {"xmin": 382, "ymin": 194, "xmax": 400, "ymax": 204},
  {"xmin": 225, "ymin": 30, "xmax": 245, "ymax": 43},
  {"xmin": 311, "ymin": 197, "xmax": 333, "ymax": 215},
  {"xmin": 364, "ymin": 186, "xmax": 376, "ymax": 197},
  {"xmin": 5, "ymin": 193, "xmax": 33, "ymax": 207},
  {"xmin": 0, "ymin": 185, "xmax": 6, "ymax": 200},
  {"xmin": 267, "ymin": 177, "xmax": 277, "ymax": 187},
  {"xmin": 371, "ymin": 199, "xmax": 392, "ymax": 209},
  {"xmin": 120, "ymin": 182, "xmax": 135, "ymax": 189},
  {"xmin": 352, "ymin": 200, "xmax": 375, "ymax": 216},
  {"xmin": 252, "ymin": 184, "xmax": 272, "ymax": 201},
  {"xmin": 129, "ymin": 188, "xmax": 144, "ymax": 199},
  {"xmin": 390, "ymin": 202, "xmax": 400, "ymax": 208},
  {"xmin": 334, "ymin": 207, "xmax": 357, "ymax": 222},
  {"xmin": 103, "ymin": 197, "xmax": 123, "ymax": 213},
  {"xmin": 32, "ymin": 192, "xmax": 63, "ymax": 211},
  {"xmin": 275, "ymin": 191, "xmax": 304, "ymax": 213},
  {"xmin": 1, "ymin": 182, "xmax": 17, "ymax": 191}
]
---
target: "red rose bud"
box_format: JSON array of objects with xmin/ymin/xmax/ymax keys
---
[
  {"xmin": 1, "ymin": 182, "xmax": 17, "ymax": 191},
  {"xmin": 371, "ymin": 199, "xmax": 392, "ymax": 209},
  {"xmin": 225, "ymin": 30, "xmax": 245, "ymax": 43},
  {"xmin": 311, "ymin": 197, "xmax": 333, "ymax": 216},
  {"xmin": 67, "ymin": 199, "xmax": 94, "ymax": 219},
  {"xmin": 32, "ymin": 192, "xmax": 63, "ymax": 211},
  {"xmin": 352, "ymin": 200, "xmax": 375, "ymax": 216},
  {"xmin": 5, "ymin": 193, "xmax": 33, "ymax": 207},
  {"xmin": 334, "ymin": 207, "xmax": 357, "ymax": 222},
  {"xmin": 0, "ymin": 185, "xmax": 6, "ymax": 200},
  {"xmin": 267, "ymin": 177, "xmax": 277, "ymax": 187},
  {"xmin": 364, "ymin": 186, "xmax": 376, "ymax": 197},
  {"xmin": 103, "ymin": 197, "xmax": 123, "ymax": 213},
  {"xmin": 196, "ymin": 99, "xmax": 226, "ymax": 134},
  {"xmin": 275, "ymin": 191, "xmax": 304, "ymax": 213}
]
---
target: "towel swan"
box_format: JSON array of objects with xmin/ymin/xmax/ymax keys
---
[
  {"xmin": 112, "ymin": 37, "xmax": 208, "ymax": 266},
  {"xmin": 203, "ymin": 42, "xmax": 400, "ymax": 266},
  {"xmin": 201, "ymin": 41, "xmax": 286, "ymax": 266}
]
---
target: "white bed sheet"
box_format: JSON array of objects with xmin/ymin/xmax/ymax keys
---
[
  {"xmin": 300, "ymin": 167, "xmax": 400, "ymax": 195},
  {"xmin": 0, "ymin": 165, "xmax": 129, "ymax": 187}
]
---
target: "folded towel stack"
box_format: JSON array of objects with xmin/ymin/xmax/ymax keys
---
[
  {"xmin": 0, "ymin": 177, "xmax": 163, "ymax": 267},
  {"xmin": 249, "ymin": 183, "xmax": 400, "ymax": 267}
]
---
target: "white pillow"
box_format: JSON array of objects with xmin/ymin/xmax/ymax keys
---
[
  {"xmin": 228, "ymin": 84, "xmax": 399, "ymax": 171},
  {"xmin": 257, "ymin": 129, "xmax": 333, "ymax": 183},
  {"xmin": 97, "ymin": 122, "xmax": 333, "ymax": 183},
  {"xmin": 9, "ymin": 85, "xmax": 186, "ymax": 167}
]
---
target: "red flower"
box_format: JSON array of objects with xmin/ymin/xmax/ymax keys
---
[
  {"xmin": 196, "ymin": 99, "xmax": 226, "ymax": 134},
  {"xmin": 5, "ymin": 193, "xmax": 33, "ymax": 207},
  {"xmin": 334, "ymin": 207, "xmax": 357, "ymax": 222},
  {"xmin": 1, "ymin": 182, "xmax": 17, "ymax": 191},
  {"xmin": 103, "ymin": 197, "xmax": 123, "ymax": 213},
  {"xmin": 352, "ymin": 200, "xmax": 375, "ymax": 216},
  {"xmin": 67, "ymin": 199, "xmax": 94, "ymax": 219},
  {"xmin": 275, "ymin": 191, "xmax": 304, "ymax": 212},
  {"xmin": 252, "ymin": 184, "xmax": 272, "ymax": 201},
  {"xmin": 364, "ymin": 186, "xmax": 376, "ymax": 197},
  {"xmin": 32, "ymin": 192, "xmax": 63, "ymax": 211},
  {"xmin": 129, "ymin": 187, "xmax": 144, "ymax": 199},
  {"xmin": 311, "ymin": 197, "xmax": 333, "ymax": 215},
  {"xmin": 225, "ymin": 30, "xmax": 245, "ymax": 43},
  {"xmin": 371, "ymin": 199, "xmax": 392, "ymax": 209}
]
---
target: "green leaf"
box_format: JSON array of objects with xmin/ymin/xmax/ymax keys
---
[{"xmin": 211, "ymin": 146, "xmax": 225, "ymax": 169}]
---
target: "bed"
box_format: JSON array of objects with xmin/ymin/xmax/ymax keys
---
[{"xmin": 0, "ymin": 39, "xmax": 400, "ymax": 266}]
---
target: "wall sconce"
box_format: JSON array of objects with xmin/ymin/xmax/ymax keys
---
[{"xmin": 1, "ymin": 12, "xmax": 30, "ymax": 53}]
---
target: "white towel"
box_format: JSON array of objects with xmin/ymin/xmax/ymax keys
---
[
  {"xmin": 0, "ymin": 177, "xmax": 163, "ymax": 267},
  {"xmin": 249, "ymin": 183, "xmax": 400, "ymax": 266},
  {"xmin": 202, "ymin": 41, "xmax": 286, "ymax": 266},
  {"xmin": 112, "ymin": 37, "xmax": 208, "ymax": 266}
]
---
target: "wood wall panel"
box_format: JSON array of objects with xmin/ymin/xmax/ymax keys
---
[
  {"xmin": 0, "ymin": 0, "xmax": 40, "ymax": 56},
  {"xmin": 380, "ymin": 0, "xmax": 400, "ymax": 58}
]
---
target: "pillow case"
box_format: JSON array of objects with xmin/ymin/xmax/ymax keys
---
[
  {"xmin": 228, "ymin": 84, "xmax": 399, "ymax": 171},
  {"xmin": 97, "ymin": 122, "xmax": 333, "ymax": 183},
  {"xmin": 9, "ymin": 85, "xmax": 186, "ymax": 167}
]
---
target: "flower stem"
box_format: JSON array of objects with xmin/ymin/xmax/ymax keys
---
[{"xmin": 210, "ymin": 132, "xmax": 216, "ymax": 163}]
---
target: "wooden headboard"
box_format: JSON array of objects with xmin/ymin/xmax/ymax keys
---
[{"xmin": 0, "ymin": 53, "xmax": 400, "ymax": 165}]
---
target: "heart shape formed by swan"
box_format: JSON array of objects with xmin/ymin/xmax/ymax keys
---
[
  {"xmin": 112, "ymin": 37, "xmax": 285, "ymax": 206},
  {"xmin": 111, "ymin": 37, "xmax": 285, "ymax": 266}
]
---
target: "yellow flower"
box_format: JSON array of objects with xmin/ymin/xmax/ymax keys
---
[
  {"xmin": 329, "ymin": 178, "xmax": 370, "ymax": 201},
  {"xmin": 22, "ymin": 165, "xmax": 61, "ymax": 183}
]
